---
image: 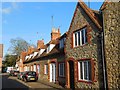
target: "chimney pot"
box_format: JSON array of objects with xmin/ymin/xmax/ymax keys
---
[{"xmin": 51, "ymin": 28, "xmax": 61, "ymax": 40}]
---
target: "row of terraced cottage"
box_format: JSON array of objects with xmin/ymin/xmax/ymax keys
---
[{"xmin": 16, "ymin": 1, "xmax": 119, "ymax": 89}]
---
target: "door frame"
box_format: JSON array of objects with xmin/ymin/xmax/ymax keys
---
[
  {"xmin": 66, "ymin": 58, "xmax": 76, "ymax": 89},
  {"xmin": 49, "ymin": 63, "xmax": 56, "ymax": 82}
]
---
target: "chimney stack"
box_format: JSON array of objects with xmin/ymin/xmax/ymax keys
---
[
  {"xmin": 51, "ymin": 28, "xmax": 61, "ymax": 40},
  {"xmin": 21, "ymin": 51, "xmax": 27, "ymax": 61},
  {"xmin": 37, "ymin": 40, "xmax": 44, "ymax": 49},
  {"xmin": 27, "ymin": 46, "xmax": 34, "ymax": 54}
]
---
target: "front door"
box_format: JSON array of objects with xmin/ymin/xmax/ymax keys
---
[
  {"xmin": 69, "ymin": 61, "xmax": 75, "ymax": 89},
  {"xmin": 50, "ymin": 63, "xmax": 56, "ymax": 82}
]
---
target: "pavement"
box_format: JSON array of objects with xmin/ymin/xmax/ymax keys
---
[{"xmin": 37, "ymin": 79, "xmax": 64, "ymax": 89}]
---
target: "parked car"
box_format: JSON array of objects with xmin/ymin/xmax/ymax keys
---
[
  {"xmin": 17, "ymin": 72, "xmax": 24, "ymax": 80},
  {"xmin": 6, "ymin": 67, "xmax": 14, "ymax": 73},
  {"xmin": 22, "ymin": 71, "xmax": 38, "ymax": 82},
  {"xmin": 9, "ymin": 70, "xmax": 20, "ymax": 76}
]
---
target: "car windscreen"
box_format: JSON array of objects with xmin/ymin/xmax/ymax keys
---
[
  {"xmin": 27, "ymin": 72, "xmax": 36, "ymax": 76},
  {"xmin": 21, "ymin": 72, "xmax": 24, "ymax": 74},
  {"xmin": 14, "ymin": 71, "xmax": 19, "ymax": 73}
]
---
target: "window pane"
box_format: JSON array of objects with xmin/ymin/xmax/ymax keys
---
[
  {"xmin": 88, "ymin": 61, "xmax": 91, "ymax": 80},
  {"xmin": 85, "ymin": 29, "xmax": 87, "ymax": 43},
  {"xmin": 80, "ymin": 62, "xmax": 83, "ymax": 79},
  {"xmin": 45, "ymin": 65, "xmax": 48, "ymax": 74},
  {"xmin": 62, "ymin": 39, "xmax": 64, "ymax": 47},
  {"xmin": 75, "ymin": 33, "xmax": 77, "ymax": 46},
  {"xmin": 37, "ymin": 65, "xmax": 40, "ymax": 73},
  {"xmin": 79, "ymin": 60, "xmax": 91, "ymax": 81},
  {"xmin": 78, "ymin": 31, "xmax": 80, "ymax": 46},
  {"xmin": 59, "ymin": 63, "xmax": 64, "ymax": 76},
  {"xmin": 60, "ymin": 64, "xmax": 63, "ymax": 76},
  {"xmin": 81, "ymin": 30, "xmax": 84, "ymax": 44},
  {"xmin": 46, "ymin": 65, "xmax": 48, "ymax": 74},
  {"xmin": 84, "ymin": 62, "xmax": 87, "ymax": 80}
]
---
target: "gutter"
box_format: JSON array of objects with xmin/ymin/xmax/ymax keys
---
[{"xmin": 100, "ymin": 11, "xmax": 108, "ymax": 90}]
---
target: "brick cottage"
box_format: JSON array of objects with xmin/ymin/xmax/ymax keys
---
[{"xmin": 16, "ymin": 0, "xmax": 119, "ymax": 89}]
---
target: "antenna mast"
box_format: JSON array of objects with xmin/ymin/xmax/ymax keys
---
[
  {"xmin": 88, "ymin": 0, "xmax": 90, "ymax": 8},
  {"xmin": 51, "ymin": 15, "xmax": 54, "ymax": 29}
]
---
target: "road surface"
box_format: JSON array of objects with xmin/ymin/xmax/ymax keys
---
[{"xmin": 1, "ymin": 73, "xmax": 63, "ymax": 90}]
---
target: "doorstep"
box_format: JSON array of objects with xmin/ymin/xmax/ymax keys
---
[{"xmin": 37, "ymin": 79, "xmax": 64, "ymax": 89}]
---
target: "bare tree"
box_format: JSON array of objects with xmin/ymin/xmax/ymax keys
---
[{"xmin": 8, "ymin": 37, "xmax": 30, "ymax": 56}]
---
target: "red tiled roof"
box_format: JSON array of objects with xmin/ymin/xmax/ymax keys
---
[
  {"xmin": 49, "ymin": 39, "xmax": 59, "ymax": 44},
  {"xmin": 59, "ymin": 32, "xmax": 67, "ymax": 40},
  {"xmin": 100, "ymin": 0, "xmax": 109, "ymax": 10},
  {"xmin": 68, "ymin": 0, "xmax": 102, "ymax": 33},
  {"xmin": 23, "ymin": 32, "xmax": 67, "ymax": 63}
]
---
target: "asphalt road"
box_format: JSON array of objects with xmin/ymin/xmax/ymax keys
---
[
  {"xmin": 2, "ymin": 73, "xmax": 29, "ymax": 90},
  {"xmin": 1, "ymin": 73, "xmax": 63, "ymax": 90}
]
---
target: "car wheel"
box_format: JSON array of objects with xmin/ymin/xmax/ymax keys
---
[
  {"xmin": 21, "ymin": 77, "xmax": 23, "ymax": 80},
  {"xmin": 24, "ymin": 78, "xmax": 27, "ymax": 82}
]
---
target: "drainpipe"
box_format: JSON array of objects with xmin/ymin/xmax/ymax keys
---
[{"xmin": 100, "ymin": 11, "xmax": 108, "ymax": 90}]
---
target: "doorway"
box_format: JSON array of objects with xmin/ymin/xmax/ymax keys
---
[
  {"xmin": 50, "ymin": 63, "xmax": 56, "ymax": 82},
  {"xmin": 69, "ymin": 60, "xmax": 75, "ymax": 89}
]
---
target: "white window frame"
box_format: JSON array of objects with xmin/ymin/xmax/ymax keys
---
[
  {"xmin": 78, "ymin": 60, "xmax": 91, "ymax": 81},
  {"xmin": 27, "ymin": 66, "xmax": 29, "ymax": 71},
  {"xmin": 33, "ymin": 65, "xmax": 36, "ymax": 72},
  {"xmin": 20, "ymin": 59, "xmax": 22, "ymax": 63},
  {"xmin": 31, "ymin": 66, "xmax": 33, "ymax": 71},
  {"xmin": 73, "ymin": 28, "xmax": 87, "ymax": 47},
  {"xmin": 59, "ymin": 63, "xmax": 65, "ymax": 77},
  {"xmin": 44, "ymin": 64, "xmax": 48, "ymax": 74},
  {"xmin": 37, "ymin": 64, "xmax": 40, "ymax": 74}
]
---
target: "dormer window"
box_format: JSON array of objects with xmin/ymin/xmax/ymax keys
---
[
  {"xmin": 47, "ymin": 44, "xmax": 55, "ymax": 53},
  {"xmin": 33, "ymin": 52, "xmax": 38, "ymax": 58},
  {"xmin": 59, "ymin": 38, "xmax": 65, "ymax": 49},
  {"xmin": 47, "ymin": 45, "xmax": 50, "ymax": 53},
  {"xmin": 25, "ymin": 56, "xmax": 29, "ymax": 60},
  {"xmin": 73, "ymin": 27, "xmax": 87, "ymax": 47},
  {"xmin": 20, "ymin": 59, "xmax": 22, "ymax": 63},
  {"xmin": 38, "ymin": 49, "xmax": 45, "ymax": 56},
  {"xmin": 29, "ymin": 54, "xmax": 33, "ymax": 59}
]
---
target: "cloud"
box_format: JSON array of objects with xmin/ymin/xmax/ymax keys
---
[
  {"xmin": 11, "ymin": 2, "xmax": 18, "ymax": 9},
  {"xmin": 2, "ymin": 2, "xmax": 19, "ymax": 14},
  {"xmin": 2, "ymin": 7, "xmax": 12, "ymax": 14}
]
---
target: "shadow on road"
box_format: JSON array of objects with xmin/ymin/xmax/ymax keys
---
[{"xmin": 2, "ymin": 74, "xmax": 29, "ymax": 90}]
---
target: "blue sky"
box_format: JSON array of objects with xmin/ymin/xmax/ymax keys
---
[{"xmin": 2, "ymin": 1, "xmax": 103, "ymax": 57}]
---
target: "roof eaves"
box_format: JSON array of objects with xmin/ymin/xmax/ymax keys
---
[{"xmin": 100, "ymin": 0, "xmax": 109, "ymax": 10}]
